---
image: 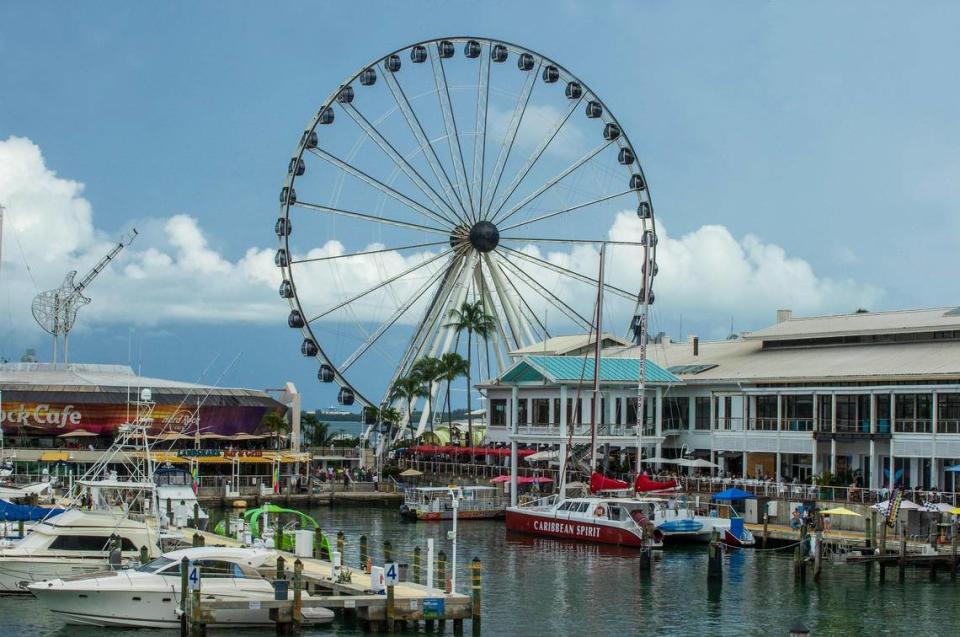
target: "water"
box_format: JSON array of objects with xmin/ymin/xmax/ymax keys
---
[{"xmin": 5, "ymin": 506, "xmax": 960, "ymax": 636}]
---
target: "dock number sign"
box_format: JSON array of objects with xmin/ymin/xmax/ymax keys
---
[
  {"xmin": 187, "ymin": 562, "xmax": 201, "ymax": 590},
  {"xmin": 384, "ymin": 562, "xmax": 399, "ymax": 586}
]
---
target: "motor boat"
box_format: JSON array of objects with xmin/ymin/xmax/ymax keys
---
[
  {"xmin": 28, "ymin": 546, "xmax": 335, "ymax": 628},
  {"xmin": 154, "ymin": 465, "xmax": 208, "ymax": 529},
  {"xmin": 400, "ymin": 486, "xmax": 506, "ymax": 521},
  {"xmin": 650, "ymin": 497, "xmax": 756, "ymax": 547},
  {"xmin": 0, "ymin": 508, "xmax": 159, "ymax": 593},
  {"xmin": 506, "ymin": 495, "xmax": 663, "ymax": 548}
]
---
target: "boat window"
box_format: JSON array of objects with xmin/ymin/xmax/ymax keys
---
[
  {"xmin": 608, "ymin": 506, "xmax": 623, "ymax": 521},
  {"xmin": 195, "ymin": 560, "xmax": 248, "ymax": 579},
  {"xmin": 137, "ymin": 557, "xmax": 175, "ymax": 573},
  {"xmin": 49, "ymin": 535, "xmax": 137, "ymax": 552},
  {"xmin": 576, "ymin": 502, "xmax": 590, "ymax": 513},
  {"xmin": 558, "ymin": 501, "xmax": 572, "ymax": 511}
]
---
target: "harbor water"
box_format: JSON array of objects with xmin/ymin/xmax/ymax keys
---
[{"xmin": 3, "ymin": 506, "xmax": 959, "ymax": 636}]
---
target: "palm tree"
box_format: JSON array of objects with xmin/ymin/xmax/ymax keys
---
[
  {"xmin": 446, "ymin": 300, "xmax": 496, "ymax": 449},
  {"xmin": 301, "ymin": 412, "xmax": 333, "ymax": 447},
  {"xmin": 261, "ymin": 412, "xmax": 290, "ymax": 450},
  {"xmin": 389, "ymin": 375, "xmax": 427, "ymax": 440},
  {"xmin": 411, "ymin": 356, "xmax": 443, "ymax": 433},
  {"xmin": 437, "ymin": 352, "xmax": 469, "ymax": 429}
]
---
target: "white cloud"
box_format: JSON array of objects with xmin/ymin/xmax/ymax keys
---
[{"xmin": 0, "ymin": 136, "xmax": 882, "ymax": 348}]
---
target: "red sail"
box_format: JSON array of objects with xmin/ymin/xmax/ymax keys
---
[
  {"xmin": 589, "ymin": 472, "xmax": 630, "ymax": 493},
  {"xmin": 635, "ymin": 473, "xmax": 678, "ymax": 492}
]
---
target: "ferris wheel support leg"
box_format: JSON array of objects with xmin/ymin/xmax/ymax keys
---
[
  {"xmin": 475, "ymin": 264, "xmax": 508, "ymax": 374},
  {"xmin": 483, "ymin": 253, "xmax": 529, "ymax": 350}
]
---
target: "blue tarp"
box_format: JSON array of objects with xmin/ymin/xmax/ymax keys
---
[
  {"xmin": 711, "ymin": 487, "xmax": 756, "ymax": 501},
  {"xmin": 944, "ymin": 465, "xmax": 960, "ymax": 473},
  {"xmin": 0, "ymin": 499, "xmax": 64, "ymax": 522}
]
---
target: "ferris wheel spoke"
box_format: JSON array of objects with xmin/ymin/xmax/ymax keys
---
[
  {"xmin": 429, "ymin": 47, "xmax": 475, "ymax": 219},
  {"xmin": 486, "ymin": 252, "xmax": 551, "ymax": 340},
  {"xmin": 499, "ymin": 236, "xmax": 645, "ymax": 247},
  {"xmin": 478, "ymin": 255, "xmax": 521, "ymax": 350},
  {"xmin": 307, "ymin": 148, "xmax": 456, "ymax": 229},
  {"xmin": 338, "ymin": 264, "xmax": 448, "ymax": 373},
  {"xmin": 472, "ymin": 45, "xmax": 491, "ymax": 223},
  {"xmin": 499, "ymin": 191, "xmax": 632, "ymax": 234},
  {"xmin": 481, "ymin": 60, "xmax": 540, "ymax": 218},
  {"xmin": 490, "ymin": 139, "xmax": 616, "ymax": 226},
  {"xmin": 486, "ymin": 95, "xmax": 582, "ymax": 221},
  {"xmin": 498, "ymin": 244, "xmax": 637, "ymax": 301},
  {"xmin": 497, "ymin": 254, "xmax": 593, "ymax": 330},
  {"xmin": 293, "ymin": 200, "xmax": 451, "ymax": 236},
  {"xmin": 307, "ymin": 248, "xmax": 453, "ymax": 323},
  {"xmin": 339, "ymin": 103, "xmax": 464, "ymax": 224},
  {"xmin": 382, "ymin": 70, "xmax": 470, "ymax": 223},
  {"xmin": 291, "ymin": 240, "xmax": 449, "ymax": 265}
]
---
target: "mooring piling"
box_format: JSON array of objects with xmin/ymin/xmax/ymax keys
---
[
  {"xmin": 360, "ymin": 534, "xmax": 368, "ymax": 571},
  {"xmin": 413, "ymin": 546, "xmax": 422, "ymax": 584},
  {"xmin": 707, "ymin": 529, "xmax": 723, "ymax": 584},
  {"xmin": 471, "ymin": 557, "xmax": 482, "ymax": 635}
]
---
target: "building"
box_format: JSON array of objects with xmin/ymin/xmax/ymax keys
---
[
  {"xmin": 0, "ymin": 362, "xmax": 285, "ymax": 453},
  {"xmin": 483, "ymin": 307, "xmax": 960, "ymax": 492}
]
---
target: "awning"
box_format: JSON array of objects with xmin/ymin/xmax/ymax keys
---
[
  {"xmin": 712, "ymin": 488, "xmax": 756, "ymax": 501},
  {"xmin": 39, "ymin": 451, "xmax": 69, "ymax": 462},
  {"xmin": 197, "ymin": 456, "xmax": 232, "ymax": 464},
  {"xmin": 237, "ymin": 456, "xmax": 272, "ymax": 464},
  {"xmin": 152, "ymin": 453, "xmax": 189, "ymax": 464},
  {"xmin": 57, "ymin": 429, "xmax": 98, "ymax": 438}
]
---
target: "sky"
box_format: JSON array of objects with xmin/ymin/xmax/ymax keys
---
[{"xmin": 1, "ymin": 1, "xmax": 958, "ymax": 410}]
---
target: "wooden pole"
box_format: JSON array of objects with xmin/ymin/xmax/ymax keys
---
[
  {"xmin": 386, "ymin": 583, "xmax": 396, "ymax": 633},
  {"xmin": 437, "ymin": 550, "xmax": 447, "ymax": 592},
  {"xmin": 293, "ymin": 559, "xmax": 303, "ymax": 627},
  {"xmin": 471, "ymin": 557, "xmax": 482, "ymax": 635},
  {"xmin": 180, "ymin": 556, "xmax": 189, "ymax": 637},
  {"xmin": 276, "ymin": 555, "xmax": 286, "ymax": 580},
  {"xmin": 762, "ymin": 512, "xmax": 769, "ymax": 549},
  {"xmin": 880, "ymin": 517, "xmax": 888, "ymax": 555},
  {"xmin": 193, "ymin": 502, "xmax": 200, "ymax": 528},
  {"xmin": 140, "ymin": 545, "xmax": 149, "ymax": 565},
  {"xmin": 337, "ymin": 531, "xmax": 345, "ymax": 559},
  {"xmin": 275, "ymin": 525, "xmax": 285, "ymax": 552},
  {"xmin": 952, "ymin": 521, "xmax": 958, "ymax": 581},
  {"xmin": 707, "ymin": 529, "xmax": 722, "ymax": 584},
  {"xmin": 384, "ymin": 540, "xmax": 393, "ymax": 563},
  {"xmin": 360, "ymin": 535, "xmax": 369, "ymax": 571},
  {"xmin": 814, "ymin": 529, "xmax": 823, "ymax": 582},
  {"xmin": 313, "ymin": 526, "xmax": 324, "ymax": 560},
  {"xmin": 414, "ymin": 546, "xmax": 422, "ymax": 584},
  {"xmin": 192, "ymin": 532, "xmax": 202, "ymax": 548}
]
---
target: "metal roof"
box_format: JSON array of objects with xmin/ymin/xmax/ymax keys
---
[
  {"xmin": 501, "ymin": 355, "xmax": 680, "ymax": 384},
  {"xmin": 511, "ymin": 333, "xmax": 628, "ymax": 356},
  {"xmin": 743, "ymin": 307, "xmax": 960, "ymax": 341}
]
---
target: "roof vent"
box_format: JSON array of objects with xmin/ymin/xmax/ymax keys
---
[{"xmin": 776, "ymin": 309, "xmax": 793, "ymax": 323}]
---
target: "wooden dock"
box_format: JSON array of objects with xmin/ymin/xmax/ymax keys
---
[{"xmin": 185, "ymin": 529, "xmax": 477, "ymax": 635}]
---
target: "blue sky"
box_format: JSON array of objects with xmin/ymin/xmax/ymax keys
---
[{"xmin": 1, "ymin": 1, "xmax": 959, "ymax": 410}]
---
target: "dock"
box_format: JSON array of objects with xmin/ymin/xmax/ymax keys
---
[{"xmin": 184, "ymin": 528, "xmax": 478, "ymax": 635}]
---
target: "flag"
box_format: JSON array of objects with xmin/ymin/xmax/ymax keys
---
[
  {"xmin": 191, "ymin": 464, "xmax": 199, "ymax": 495},
  {"xmin": 273, "ymin": 463, "xmax": 280, "ymax": 494}
]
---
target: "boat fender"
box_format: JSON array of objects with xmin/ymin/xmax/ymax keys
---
[{"xmin": 594, "ymin": 505, "xmax": 606, "ymax": 518}]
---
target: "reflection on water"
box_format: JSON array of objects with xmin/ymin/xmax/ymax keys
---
[{"xmin": 4, "ymin": 506, "xmax": 960, "ymax": 636}]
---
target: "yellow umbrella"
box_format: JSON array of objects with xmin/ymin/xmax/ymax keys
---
[
  {"xmin": 949, "ymin": 507, "xmax": 960, "ymax": 515},
  {"xmin": 821, "ymin": 506, "xmax": 862, "ymax": 517}
]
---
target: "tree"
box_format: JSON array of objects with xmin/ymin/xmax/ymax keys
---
[
  {"xmin": 261, "ymin": 411, "xmax": 289, "ymax": 450},
  {"xmin": 301, "ymin": 412, "xmax": 333, "ymax": 448},
  {"xmin": 389, "ymin": 376, "xmax": 427, "ymax": 441},
  {"xmin": 446, "ymin": 300, "xmax": 496, "ymax": 448},
  {"xmin": 411, "ymin": 356, "xmax": 444, "ymax": 432},
  {"xmin": 437, "ymin": 352, "xmax": 469, "ymax": 429}
]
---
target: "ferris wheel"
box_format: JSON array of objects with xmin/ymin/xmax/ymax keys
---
[{"xmin": 275, "ymin": 36, "xmax": 658, "ymax": 436}]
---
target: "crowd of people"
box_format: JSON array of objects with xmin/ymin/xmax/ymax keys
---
[{"xmin": 313, "ymin": 465, "xmax": 380, "ymax": 490}]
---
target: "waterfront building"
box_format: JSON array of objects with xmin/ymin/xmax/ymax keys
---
[{"xmin": 483, "ymin": 307, "xmax": 960, "ymax": 492}]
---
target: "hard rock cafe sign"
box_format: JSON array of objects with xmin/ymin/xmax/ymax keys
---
[{"xmin": 0, "ymin": 402, "xmax": 82, "ymax": 428}]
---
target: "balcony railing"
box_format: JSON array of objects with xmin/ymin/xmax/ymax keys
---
[
  {"xmin": 512, "ymin": 422, "xmax": 657, "ymax": 438},
  {"xmin": 894, "ymin": 418, "xmax": 933, "ymax": 434},
  {"xmin": 938, "ymin": 419, "xmax": 960, "ymax": 434}
]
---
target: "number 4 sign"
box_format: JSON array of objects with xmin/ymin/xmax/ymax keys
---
[
  {"xmin": 187, "ymin": 562, "xmax": 201, "ymax": 590},
  {"xmin": 384, "ymin": 562, "xmax": 399, "ymax": 586}
]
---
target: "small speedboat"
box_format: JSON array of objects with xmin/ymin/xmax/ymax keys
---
[{"xmin": 28, "ymin": 546, "xmax": 335, "ymax": 628}]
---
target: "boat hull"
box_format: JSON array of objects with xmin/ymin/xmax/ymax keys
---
[
  {"xmin": 0, "ymin": 558, "xmax": 109, "ymax": 593},
  {"xmin": 414, "ymin": 509, "xmax": 504, "ymax": 521},
  {"xmin": 505, "ymin": 508, "xmax": 645, "ymax": 547}
]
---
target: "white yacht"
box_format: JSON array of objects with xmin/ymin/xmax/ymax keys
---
[
  {"xmin": 155, "ymin": 465, "xmax": 208, "ymax": 529},
  {"xmin": 29, "ymin": 546, "xmax": 335, "ymax": 628},
  {"xmin": 0, "ymin": 508, "xmax": 158, "ymax": 592}
]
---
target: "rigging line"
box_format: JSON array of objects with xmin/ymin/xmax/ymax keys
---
[
  {"xmin": 291, "ymin": 240, "xmax": 448, "ymax": 265},
  {"xmin": 486, "ymin": 94, "xmax": 583, "ymax": 221},
  {"xmin": 491, "ymin": 139, "xmax": 616, "ymax": 226},
  {"xmin": 307, "ymin": 148, "xmax": 457, "ymax": 229},
  {"xmin": 498, "ymin": 190, "xmax": 633, "ymax": 233},
  {"xmin": 339, "ymin": 264, "xmax": 448, "ymax": 372},
  {"xmin": 497, "ymin": 253, "xmax": 593, "ymax": 329},
  {"xmin": 339, "ymin": 103, "xmax": 464, "ymax": 223},
  {"xmin": 430, "ymin": 46, "xmax": 475, "ymax": 218},
  {"xmin": 473, "ymin": 44, "xmax": 491, "ymax": 225},
  {"xmin": 480, "ymin": 60, "xmax": 541, "ymax": 219},
  {"xmin": 381, "ymin": 69, "xmax": 469, "ymax": 223},
  {"xmin": 487, "ymin": 252, "xmax": 550, "ymax": 339},
  {"xmin": 498, "ymin": 244, "xmax": 636, "ymax": 301},
  {"xmin": 293, "ymin": 201, "xmax": 451, "ymax": 236},
  {"xmin": 308, "ymin": 248, "xmax": 452, "ymax": 323}
]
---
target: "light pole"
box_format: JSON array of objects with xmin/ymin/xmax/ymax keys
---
[{"xmin": 447, "ymin": 486, "xmax": 462, "ymax": 593}]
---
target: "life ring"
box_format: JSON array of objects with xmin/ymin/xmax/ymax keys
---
[{"xmin": 594, "ymin": 505, "xmax": 606, "ymax": 517}]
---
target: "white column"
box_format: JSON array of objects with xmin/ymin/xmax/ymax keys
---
[
  {"xmin": 811, "ymin": 438, "xmax": 818, "ymax": 478},
  {"xmin": 688, "ymin": 395, "xmax": 696, "ymax": 432},
  {"xmin": 655, "ymin": 387, "xmax": 663, "ymax": 437},
  {"xmin": 931, "ymin": 391, "xmax": 938, "ymax": 489},
  {"xmin": 709, "ymin": 395, "xmax": 717, "ymax": 477},
  {"xmin": 776, "ymin": 393, "xmax": 783, "ymax": 432},
  {"xmin": 775, "ymin": 453, "xmax": 782, "ymax": 481},
  {"xmin": 830, "ymin": 393, "xmax": 837, "ymax": 474},
  {"xmin": 741, "ymin": 451, "xmax": 748, "ymax": 479}
]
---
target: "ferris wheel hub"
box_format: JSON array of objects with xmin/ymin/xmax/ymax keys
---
[{"xmin": 468, "ymin": 220, "xmax": 499, "ymax": 253}]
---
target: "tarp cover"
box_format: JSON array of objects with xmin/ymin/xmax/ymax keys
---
[
  {"xmin": 635, "ymin": 474, "xmax": 679, "ymax": 492},
  {"xmin": 590, "ymin": 472, "xmax": 629, "ymax": 493},
  {"xmin": 0, "ymin": 498, "xmax": 64, "ymax": 522},
  {"xmin": 711, "ymin": 487, "xmax": 756, "ymax": 501}
]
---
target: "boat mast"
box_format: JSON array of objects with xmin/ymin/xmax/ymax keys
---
[
  {"xmin": 635, "ymin": 241, "xmax": 652, "ymax": 477},
  {"xmin": 589, "ymin": 244, "xmax": 606, "ymax": 473}
]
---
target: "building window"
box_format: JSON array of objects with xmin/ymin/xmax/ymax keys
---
[
  {"xmin": 663, "ymin": 397, "xmax": 688, "ymax": 430},
  {"xmin": 938, "ymin": 394, "xmax": 960, "ymax": 433},
  {"xmin": 695, "ymin": 397, "xmax": 711, "ymax": 430},
  {"xmin": 895, "ymin": 394, "xmax": 932, "ymax": 433},
  {"xmin": 566, "ymin": 398, "xmax": 583, "ymax": 425},
  {"xmin": 518, "ymin": 399, "xmax": 528, "ymax": 425},
  {"xmin": 490, "ymin": 399, "xmax": 506, "ymax": 427},
  {"xmin": 532, "ymin": 399, "xmax": 550, "ymax": 425}
]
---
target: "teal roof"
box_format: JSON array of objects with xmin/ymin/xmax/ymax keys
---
[{"xmin": 501, "ymin": 355, "xmax": 681, "ymax": 384}]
